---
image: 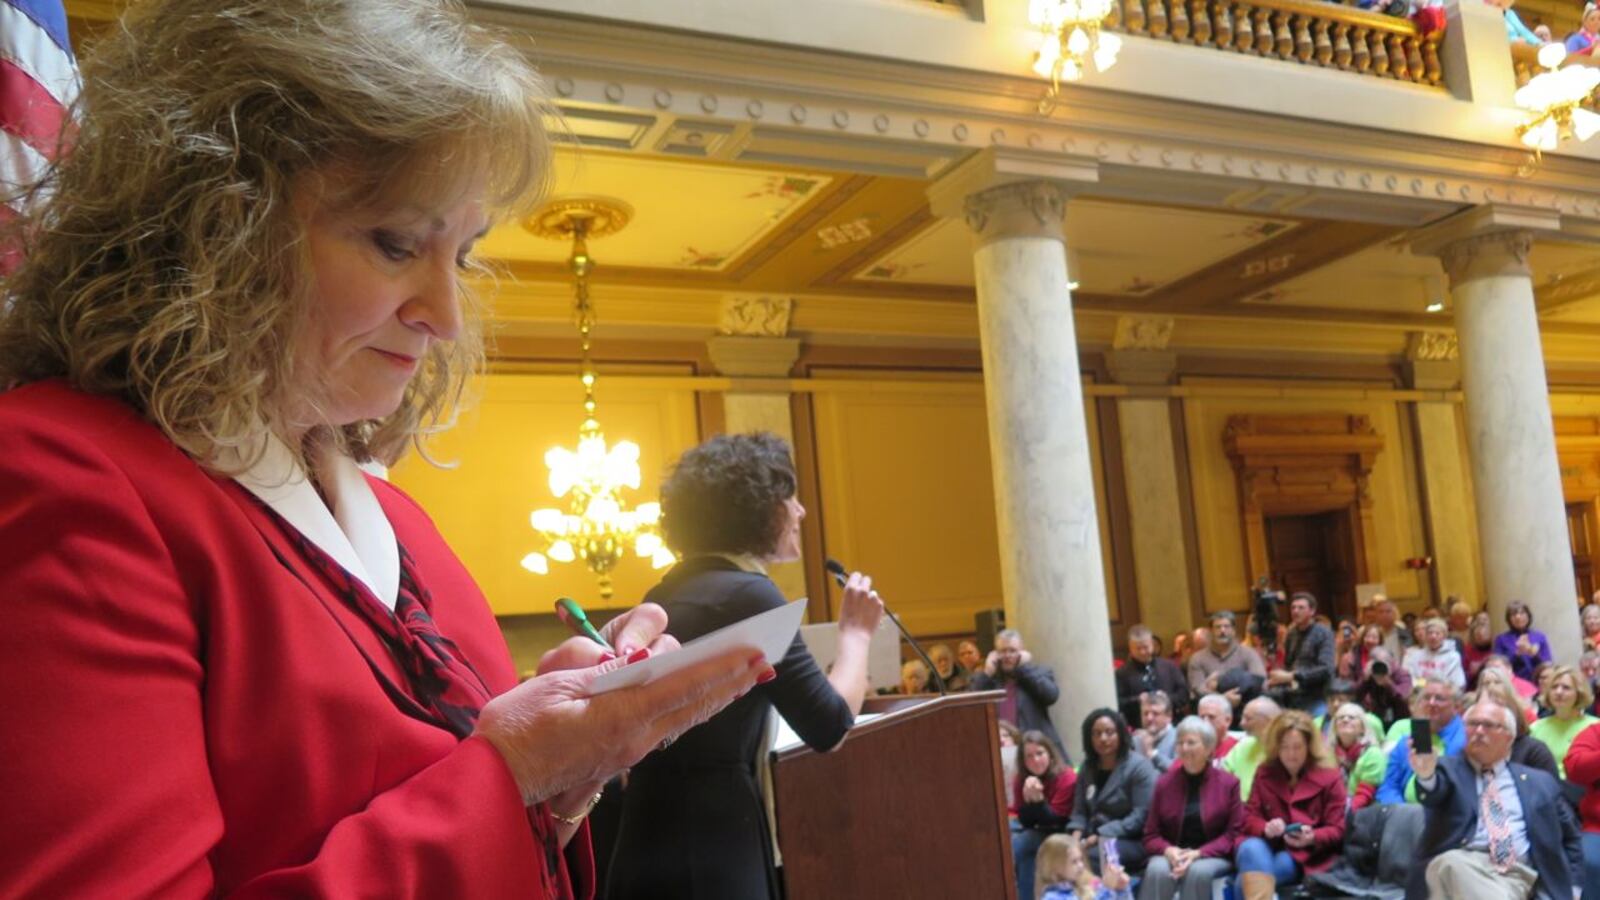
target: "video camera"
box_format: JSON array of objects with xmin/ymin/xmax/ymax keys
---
[{"xmin": 1251, "ymin": 576, "xmax": 1286, "ymax": 658}]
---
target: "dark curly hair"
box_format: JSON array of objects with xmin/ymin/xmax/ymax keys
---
[
  {"xmin": 1080, "ymin": 707, "xmax": 1131, "ymax": 773},
  {"xmin": 660, "ymin": 432, "xmax": 797, "ymax": 557}
]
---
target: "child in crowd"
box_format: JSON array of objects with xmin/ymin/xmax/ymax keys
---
[{"xmin": 1034, "ymin": 834, "xmax": 1132, "ymax": 900}]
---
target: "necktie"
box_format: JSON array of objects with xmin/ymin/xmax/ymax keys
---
[{"xmin": 1480, "ymin": 771, "xmax": 1516, "ymax": 873}]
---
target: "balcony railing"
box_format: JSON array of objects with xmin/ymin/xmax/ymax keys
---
[
  {"xmin": 1106, "ymin": 0, "xmax": 1445, "ymax": 88},
  {"xmin": 1510, "ymin": 41, "xmax": 1600, "ymax": 108}
]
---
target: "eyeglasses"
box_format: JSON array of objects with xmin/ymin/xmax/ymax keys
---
[{"xmin": 1464, "ymin": 719, "xmax": 1508, "ymax": 733}]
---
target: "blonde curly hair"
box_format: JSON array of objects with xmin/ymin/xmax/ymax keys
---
[{"xmin": 0, "ymin": 0, "xmax": 551, "ymax": 469}]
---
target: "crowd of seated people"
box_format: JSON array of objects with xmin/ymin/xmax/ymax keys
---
[{"xmin": 985, "ymin": 591, "xmax": 1600, "ymax": 900}]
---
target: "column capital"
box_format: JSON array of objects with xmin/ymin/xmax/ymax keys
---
[
  {"xmin": 717, "ymin": 294, "xmax": 793, "ymax": 338},
  {"xmin": 1408, "ymin": 204, "xmax": 1557, "ymax": 286},
  {"xmin": 926, "ymin": 147, "xmax": 1098, "ymax": 234},
  {"xmin": 961, "ymin": 181, "xmax": 1069, "ymax": 245},
  {"xmin": 1106, "ymin": 317, "xmax": 1178, "ymax": 386},
  {"xmin": 707, "ymin": 335, "xmax": 801, "ymax": 378}
]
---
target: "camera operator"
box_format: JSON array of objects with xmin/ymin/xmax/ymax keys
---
[
  {"xmin": 1352, "ymin": 646, "xmax": 1410, "ymax": 731},
  {"xmin": 1265, "ymin": 592, "xmax": 1336, "ymax": 715},
  {"xmin": 1249, "ymin": 579, "xmax": 1284, "ymax": 662}
]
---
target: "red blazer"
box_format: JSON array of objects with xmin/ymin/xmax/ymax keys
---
[
  {"xmin": 1567, "ymin": 720, "xmax": 1600, "ymax": 834},
  {"xmin": 0, "ymin": 381, "xmax": 592, "ymax": 897},
  {"xmin": 1243, "ymin": 761, "xmax": 1347, "ymax": 873},
  {"xmin": 1143, "ymin": 764, "xmax": 1244, "ymax": 859}
]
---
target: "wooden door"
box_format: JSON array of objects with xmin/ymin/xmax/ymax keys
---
[{"xmin": 1569, "ymin": 502, "xmax": 1596, "ymax": 600}]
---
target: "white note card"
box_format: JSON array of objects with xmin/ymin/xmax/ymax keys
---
[{"xmin": 588, "ymin": 597, "xmax": 808, "ymax": 695}]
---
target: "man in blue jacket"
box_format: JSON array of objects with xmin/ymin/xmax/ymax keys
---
[
  {"xmin": 1408, "ymin": 699, "xmax": 1583, "ymax": 900},
  {"xmin": 1377, "ymin": 676, "xmax": 1464, "ymax": 804}
]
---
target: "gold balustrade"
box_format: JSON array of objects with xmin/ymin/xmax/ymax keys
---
[
  {"xmin": 1106, "ymin": 0, "xmax": 1444, "ymax": 87},
  {"xmin": 1510, "ymin": 41, "xmax": 1600, "ymax": 109}
]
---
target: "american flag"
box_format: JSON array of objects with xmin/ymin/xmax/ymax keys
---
[{"xmin": 1, "ymin": 0, "xmax": 78, "ymax": 271}]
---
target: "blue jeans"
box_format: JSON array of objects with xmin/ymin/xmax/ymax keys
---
[
  {"xmin": 1583, "ymin": 832, "xmax": 1600, "ymax": 898},
  {"xmin": 1013, "ymin": 824, "xmax": 1047, "ymax": 900},
  {"xmin": 1235, "ymin": 837, "xmax": 1301, "ymax": 884}
]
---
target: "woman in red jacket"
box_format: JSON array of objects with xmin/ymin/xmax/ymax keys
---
[
  {"xmin": 0, "ymin": 1, "xmax": 767, "ymax": 896},
  {"xmin": 1566, "ymin": 721, "xmax": 1600, "ymax": 898},
  {"xmin": 1232, "ymin": 711, "xmax": 1347, "ymax": 900},
  {"xmin": 1014, "ymin": 730, "xmax": 1079, "ymax": 900}
]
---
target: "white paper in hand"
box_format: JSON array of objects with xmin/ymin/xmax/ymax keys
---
[{"xmin": 589, "ymin": 597, "xmax": 807, "ymax": 695}]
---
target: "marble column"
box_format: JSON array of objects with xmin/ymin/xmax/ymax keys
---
[
  {"xmin": 707, "ymin": 324, "xmax": 808, "ymax": 601},
  {"xmin": 1415, "ymin": 213, "xmax": 1581, "ymax": 663},
  {"xmin": 1107, "ymin": 333, "xmax": 1195, "ymax": 637},
  {"xmin": 1403, "ymin": 332, "xmax": 1481, "ymax": 609},
  {"xmin": 930, "ymin": 149, "xmax": 1114, "ymax": 760}
]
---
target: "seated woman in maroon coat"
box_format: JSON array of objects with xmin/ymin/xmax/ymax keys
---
[
  {"xmin": 1140, "ymin": 716, "xmax": 1244, "ymax": 900},
  {"xmin": 1233, "ymin": 710, "xmax": 1347, "ymax": 899},
  {"xmin": 1014, "ymin": 730, "xmax": 1079, "ymax": 900}
]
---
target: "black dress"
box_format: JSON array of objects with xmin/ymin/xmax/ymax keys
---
[{"xmin": 605, "ymin": 556, "xmax": 853, "ymax": 900}]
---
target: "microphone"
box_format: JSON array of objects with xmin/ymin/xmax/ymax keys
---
[{"xmin": 825, "ymin": 558, "xmax": 946, "ymax": 696}]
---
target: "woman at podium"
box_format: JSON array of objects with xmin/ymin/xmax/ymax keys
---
[{"xmin": 606, "ymin": 433, "xmax": 885, "ymax": 899}]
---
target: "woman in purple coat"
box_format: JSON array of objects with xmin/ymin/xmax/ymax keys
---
[
  {"xmin": 1491, "ymin": 600, "xmax": 1554, "ymax": 683},
  {"xmin": 1139, "ymin": 717, "xmax": 1244, "ymax": 900}
]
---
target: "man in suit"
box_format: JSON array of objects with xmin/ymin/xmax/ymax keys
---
[
  {"xmin": 972, "ymin": 628, "xmax": 1064, "ymax": 754},
  {"xmin": 1409, "ymin": 699, "xmax": 1584, "ymax": 900},
  {"xmin": 1116, "ymin": 624, "xmax": 1192, "ymax": 724}
]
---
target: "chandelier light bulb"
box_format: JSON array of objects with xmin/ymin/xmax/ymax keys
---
[
  {"xmin": 1060, "ymin": 57, "xmax": 1084, "ymax": 81},
  {"xmin": 650, "ymin": 546, "xmax": 678, "ymax": 569},
  {"xmin": 548, "ymin": 540, "xmax": 577, "ymax": 563},
  {"xmin": 635, "ymin": 532, "xmax": 663, "ymax": 558},
  {"xmin": 531, "ymin": 507, "xmax": 566, "ymax": 533},
  {"xmin": 1538, "ymin": 41, "xmax": 1569, "ymax": 70},
  {"xmin": 1067, "ymin": 26, "xmax": 1090, "ymax": 55},
  {"xmin": 521, "ymin": 551, "xmax": 550, "ymax": 575},
  {"xmin": 1033, "ymin": 37, "xmax": 1061, "ymax": 77},
  {"xmin": 1573, "ymin": 107, "xmax": 1600, "ymax": 141}
]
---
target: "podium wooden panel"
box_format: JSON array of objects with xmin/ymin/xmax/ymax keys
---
[{"xmin": 771, "ymin": 690, "xmax": 1014, "ymax": 899}]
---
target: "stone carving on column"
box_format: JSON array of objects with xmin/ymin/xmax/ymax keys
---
[
  {"xmin": 1111, "ymin": 316, "xmax": 1175, "ymax": 351},
  {"xmin": 718, "ymin": 295, "xmax": 793, "ymax": 337},
  {"xmin": 962, "ymin": 181, "xmax": 1067, "ymax": 245},
  {"xmin": 1435, "ymin": 229, "xmax": 1532, "ymax": 285}
]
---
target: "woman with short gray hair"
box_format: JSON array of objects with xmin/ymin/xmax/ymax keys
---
[{"xmin": 1139, "ymin": 716, "xmax": 1245, "ymax": 900}]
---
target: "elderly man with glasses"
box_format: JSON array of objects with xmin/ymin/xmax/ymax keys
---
[{"xmin": 1409, "ymin": 700, "xmax": 1583, "ymax": 900}]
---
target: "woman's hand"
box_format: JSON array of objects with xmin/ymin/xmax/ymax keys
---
[
  {"xmin": 476, "ymin": 642, "xmax": 773, "ymax": 806},
  {"xmin": 1263, "ymin": 817, "xmax": 1286, "ymax": 839},
  {"xmin": 1022, "ymin": 775, "xmax": 1044, "ymax": 803},
  {"xmin": 1283, "ymin": 827, "xmax": 1314, "ymax": 849},
  {"xmin": 1101, "ymin": 860, "xmax": 1130, "ymax": 891},
  {"xmin": 1170, "ymin": 848, "xmax": 1197, "ymax": 878},
  {"xmin": 836, "ymin": 572, "xmax": 885, "ymax": 639}
]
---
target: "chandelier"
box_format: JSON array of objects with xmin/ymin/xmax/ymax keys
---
[
  {"xmin": 1514, "ymin": 43, "xmax": 1600, "ymax": 157},
  {"xmin": 519, "ymin": 198, "xmax": 675, "ymax": 600},
  {"xmin": 1030, "ymin": 0, "xmax": 1122, "ymax": 113}
]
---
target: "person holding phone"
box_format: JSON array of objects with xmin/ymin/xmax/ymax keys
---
[
  {"xmin": 1234, "ymin": 711, "xmax": 1346, "ymax": 900},
  {"xmin": 1377, "ymin": 677, "xmax": 1465, "ymax": 804},
  {"xmin": 606, "ymin": 433, "xmax": 885, "ymax": 900},
  {"xmin": 1410, "ymin": 700, "xmax": 1583, "ymax": 900}
]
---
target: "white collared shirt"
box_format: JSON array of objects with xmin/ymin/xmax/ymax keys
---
[{"xmin": 223, "ymin": 433, "xmax": 400, "ymax": 610}]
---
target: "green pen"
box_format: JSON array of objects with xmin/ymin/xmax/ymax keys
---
[{"xmin": 555, "ymin": 597, "xmax": 614, "ymax": 653}]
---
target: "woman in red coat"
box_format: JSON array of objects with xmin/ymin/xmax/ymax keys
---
[
  {"xmin": 1233, "ymin": 710, "xmax": 1347, "ymax": 900},
  {"xmin": 1566, "ymin": 721, "xmax": 1600, "ymax": 897},
  {"xmin": 1014, "ymin": 730, "xmax": 1079, "ymax": 900},
  {"xmin": 0, "ymin": 1, "xmax": 767, "ymax": 896}
]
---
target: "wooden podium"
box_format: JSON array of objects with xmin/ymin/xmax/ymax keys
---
[{"xmin": 770, "ymin": 690, "xmax": 1015, "ymax": 899}]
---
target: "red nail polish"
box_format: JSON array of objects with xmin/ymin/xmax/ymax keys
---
[
  {"xmin": 757, "ymin": 668, "xmax": 777, "ymax": 684},
  {"xmin": 627, "ymin": 647, "xmax": 651, "ymax": 665},
  {"xmin": 598, "ymin": 650, "xmax": 617, "ymax": 663},
  {"xmin": 748, "ymin": 652, "xmax": 767, "ymax": 667}
]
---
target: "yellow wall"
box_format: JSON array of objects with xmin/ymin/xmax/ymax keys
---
[
  {"xmin": 1182, "ymin": 382, "xmax": 1426, "ymax": 613},
  {"xmin": 809, "ymin": 374, "xmax": 1117, "ymax": 635},
  {"xmin": 390, "ymin": 371, "xmax": 702, "ymax": 615}
]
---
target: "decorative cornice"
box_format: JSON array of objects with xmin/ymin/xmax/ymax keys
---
[{"xmin": 478, "ymin": 8, "xmax": 1600, "ymax": 226}]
